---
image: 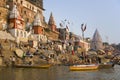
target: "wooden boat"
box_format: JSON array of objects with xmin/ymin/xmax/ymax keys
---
[
  {"xmin": 14, "ymin": 64, "xmax": 51, "ymax": 69},
  {"xmin": 70, "ymin": 64, "xmax": 99, "ymax": 71},
  {"xmin": 98, "ymin": 63, "xmax": 114, "ymax": 69},
  {"xmin": 0, "ymin": 65, "xmax": 6, "ymax": 68}
]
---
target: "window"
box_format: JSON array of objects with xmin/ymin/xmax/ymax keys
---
[
  {"xmin": 30, "ymin": 5, "xmax": 31, "ymax": 10},
  {"xmin": 24, "ymin": 10, "xmax": 26, "ymax": 15},
  {"xmin": 21, "ymin": 1, "xmax": 23, "ymax": 5}
]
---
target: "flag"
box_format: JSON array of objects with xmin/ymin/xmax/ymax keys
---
[
  {"xmin": 66, "ymin": 25, "xmax": 69, "ymax": 32},
  {"xmin": 68, "ymin": 21, "xmax": 70, "ymax": 24},
  {"xmin": 61, "ymin": 20, "xmax": 65, "ymax": 25},
  {"xmin": 81, "ymin": 24, "xmax": 86, "ymax": 32},
  {"xmin": 81, "ymin": 23, "xmax": 84, "ymax": 27},
  {"xmin": 59, "ymin": 23, "xmax": 63, "ymax": 27},
  {"xmin": 84, "ymin": 24, "xmax": 87, "ymax": 31},
  {"xmin": 64, "ymin": 19, "xmax": 67, "ymax": 21}
]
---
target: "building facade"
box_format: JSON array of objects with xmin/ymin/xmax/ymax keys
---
[
  {"xmin": 46, "ymin": 12, "xmax": 59, "ymax": 41},
  {"xmin": 74, "ymin": 35, "xmax": 90, "ymax": 51},
  {"xmin": 58, "ymin": 28, "xmax": 69, "ymax": 42},
  {"xmin": 7, "ymin": 0, "xmax": 44, "ymax": 24},
  {"xmin": 32, "ymin": 12, "xmax": 47, "ymax": 43},
  {"xmin": 8, "ymin": 5, "xmax": 29, "ymax": 43},
  {"xmin": 0, "ymin": 0, "xmax": 8, "ymax": 30}
]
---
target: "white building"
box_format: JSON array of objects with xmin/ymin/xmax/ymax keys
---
[
  {"xmin": 32, "ymin": 12, "xmax": 47, "ymax": 43},
  {"xmin": 90, "ymin": 29, "xmax": 103, "ymax": 50},
  {"xmin": 8, "ymin": 5, "xmax": 30, "ymax": 43}
]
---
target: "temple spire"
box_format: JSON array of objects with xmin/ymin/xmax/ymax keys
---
[
  {"xmin": 33, "ymin": 12, "xmax": 42, "ymax": 26},
  {"xmin": 90, "ymin": 29, "xmax": 103, "ymax": 50},
  {"xmin": 48, "ymin": 12, "xmax": 55, "ymax": 25},
  {"xmin": 9, "ymin": 5, "xmax": 24, "ymax": 29},
  {"xmin": 33, "ymin": 12, "xmax": 44, "ymax": 34},
  {"xmin": 9, "ymin": 5, "xmax": 22, "ymax": 20}
]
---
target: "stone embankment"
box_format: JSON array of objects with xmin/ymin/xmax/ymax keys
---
[{"xmin": 0, "ymin": 36, "xmax": 79, "ymax": 66}]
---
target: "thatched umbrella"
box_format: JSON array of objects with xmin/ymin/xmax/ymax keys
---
[
  {"xmin": 15, "ymin": 49, "xmax": 24, "ymax": 58},
  {"xmin": 87, "ymin": 51, "xmax": 97, "ymax": 57},
  {"xmin": 97, "ymin": 49, "xmax": 105, "ymax": 53}
]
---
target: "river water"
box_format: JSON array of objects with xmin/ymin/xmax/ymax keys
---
[{"xmin": 0, "ymin": 65, "xmax": 120, "ymax": 80}]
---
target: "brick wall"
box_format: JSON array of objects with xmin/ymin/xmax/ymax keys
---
[{"xmin": 33, "ymin": 26, "xmax": 43, "ymax": 34}]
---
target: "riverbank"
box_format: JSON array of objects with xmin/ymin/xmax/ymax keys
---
[
  {"xmin": 0, "ymin": 38, "xmax": 120, "ymax": 67},
  {"xmin": 0, "ymin": 39, "xmax": 80, "ymax": 66}
]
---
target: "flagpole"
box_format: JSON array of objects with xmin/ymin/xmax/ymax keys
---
[
  {"xmin": 81, "ymin": 23, "xmax": 86, "ymax": 57},
  {"xmin": 82, "ymin": 30, "xmax": 84, "ymax": 41}
]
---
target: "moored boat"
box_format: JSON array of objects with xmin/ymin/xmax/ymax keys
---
[
  {"xmin": 0, "ymin": 65, "xmax": 6, "ymax": 68},
  {"xmin": 14, "ymin": 64, "xmax": 51, "ymax": 69},
  {"xmin": 70, "ymin": 64, "xmax": 99, "ymax": 71},
  {"xmin": 98, "ymin": 63, "xmax": 114, "ymax": 69}
]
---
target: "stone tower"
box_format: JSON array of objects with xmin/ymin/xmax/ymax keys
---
[
  {"xmin": 48, "ymin": 12, "xmax": 57, "ymax": 32},
  {"xmin": 32, "ymin": 12, "xmax": 47, "ymax": 43},
  {"xmin": 90, "ymin": 29, "xmax": 103, "ymax": 50},
  {"xmin": 9, "ymin": 5, "xmax": 24, "ymax": 30},
  {"xmin": 8, "ymin": 5, "xmax": 29, "ymax": 43},
  {"xmin": 33, "ymin": 12, "xmax": 43, "ymax": 34}
]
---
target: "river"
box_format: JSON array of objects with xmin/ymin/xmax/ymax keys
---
[{"xmin": 0, "ymin": 65, "xmax": 120, "ymax": 80}]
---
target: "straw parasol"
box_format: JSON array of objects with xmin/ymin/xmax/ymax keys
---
[{"xmin": 15, "ymin": 49, "xmax": 24, "ymax": 58}]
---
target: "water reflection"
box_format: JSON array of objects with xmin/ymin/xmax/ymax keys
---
[{"xmin": 0, "ymin": 65, "xmax": 120, "ymax": 80}]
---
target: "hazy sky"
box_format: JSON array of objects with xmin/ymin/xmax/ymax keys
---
[{"xmin": 43, "ymin": 0, "xmax": 120, "ymax": 44}]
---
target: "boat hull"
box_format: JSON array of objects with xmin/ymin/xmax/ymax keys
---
[
  {"xmin": 98, "ymin": 63, "xmax": 114, "ymax": 69},
  {"xmin": 14, "ymin": 64, "xmax": 51, "ymax": 69},
  {"xmin": 70, "ymin": 65, "xmax": 98, "ymax": 71}
]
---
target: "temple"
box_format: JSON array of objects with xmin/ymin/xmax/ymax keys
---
[{"xmin": 91, "ymin": 29, "xmax": 103, "ymax": 50}]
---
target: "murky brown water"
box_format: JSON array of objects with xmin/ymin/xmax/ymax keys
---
[{"xmin": 0, "ymin": 65, "xmax": 120, "ymax": 80}]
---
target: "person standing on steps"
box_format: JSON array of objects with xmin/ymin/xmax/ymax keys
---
[{"xmin": 12, "ymin": 56, "xmax": 16, "ymax": 66}]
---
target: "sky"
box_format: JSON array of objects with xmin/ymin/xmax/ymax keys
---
[{"xmin": 43, "ymin": 0, "xmax": 120, "ymax": 44}]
